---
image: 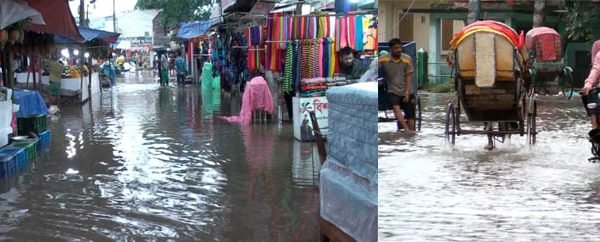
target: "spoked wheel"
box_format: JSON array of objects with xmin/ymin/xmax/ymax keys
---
[
  {"xmin": 527, "ymin": 100, "xmax": 537, "ymax": 145},
  {"xmin": 445, "ymin": 102, "xmax": 456, "ymax": 145},
  {"xmin": 416, "ymin": 95, "xmax": 422, "ymax": 131},
  {"xmin": 562, "ymin": 66, "xmax": 574, "ymax": 100}
]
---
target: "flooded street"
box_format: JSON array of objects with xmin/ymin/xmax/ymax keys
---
[
  {"xmin": 0, "ymin": 72, "xmax": 320, "ymax": 241},
  {"xmin": 379, "ymin": 93, "xmax": 600, "ymax": 241}
]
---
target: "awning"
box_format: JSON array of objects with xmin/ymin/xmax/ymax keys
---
[
  {"xmin": 55, "ymin": 26, "xmax": 120, "ymax": 45},
  {"xmin": 0, "ymin": 0, "xmax": 45, "ymax": 29},
  {"xmin": 79, "ymin": 27, "xmax": 120, "ymax": 43},
  {"xmin": 25, "ymin": 0, "xmax": 84, "ymax": 42},
  {"xmin": 177, "ymin": 21, "xmax": 210, "ymax": 39},
  {"xmin": 114, "ymin": 40, "xmax": 132, "ymax": 50}
]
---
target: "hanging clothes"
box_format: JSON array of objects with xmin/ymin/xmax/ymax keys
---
[
  {"xmin": 322, "ymin": 38, "xmax": 330, "ymax": 77},
  {"xmin": 318, "ymin": 38, "xmax": 324, "ymax": 78},
  {"xmin": 283, "ymin": 42, "xmax": 293, "ymax": 93}
]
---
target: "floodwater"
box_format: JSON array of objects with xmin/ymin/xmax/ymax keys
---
[
  {"xmin": 0, "ymin": 71, "xmax": 321, "ymax": 241},
  {"xmin": 379, "ymin": 93, "xmax": 600, "ymax": 241}
]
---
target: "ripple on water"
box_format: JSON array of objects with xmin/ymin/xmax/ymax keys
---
[{"xmin": 379, "ymin": 94, "xmax": 600, "ymax": 241}]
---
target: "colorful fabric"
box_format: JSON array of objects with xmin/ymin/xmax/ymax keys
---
[
  {"xmin": 355, "ymin": 16, "xmax": 364, "ymax": 51},
  {"xmin": 283, "ymin": 41, "xmax": 293, "ymax": 92},
  {"xmin": 450, "ymin": 20, "xmax": 525, "ymax": 50}
]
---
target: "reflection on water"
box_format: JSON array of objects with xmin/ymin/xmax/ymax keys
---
[
  {"xmin": 0, "ymin": 73, "xmax": 320, "ymax": 241},
  {"xmin": 379, "ymin": 93, "xmax": 600, "ymax": 241}
]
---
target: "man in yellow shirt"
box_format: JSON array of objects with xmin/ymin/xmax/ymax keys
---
[
  {"xmin": 43, "ymin": 59, "xmax": 64, "ymax": 105},
  {"xmin": 379, "ymin": 38, "xmax": 415, "ymax": 132}
]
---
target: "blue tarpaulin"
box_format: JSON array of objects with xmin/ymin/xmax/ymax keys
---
[
  {"xmin": 13, "ymin": 89, "xmax": 49, "ymax": 118},
  {"xmin": 55, "ymin": 26, "xmax": 120, "ymax": 44},
  {"xmin": 177, "ymin": 21, "xmax": 210, "ymax": 39}
]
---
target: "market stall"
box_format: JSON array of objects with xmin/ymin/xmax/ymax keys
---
[
  {"xmin": 262, "ymin": 12, "xmax": 377, "ymax": 141},
  {"xmin": 0, "ymin": 0, "xmax": 80, "ymax": 178},
  {"xmin": 176, "ymin": 20, "xmax": 211, "ymax": 84}
]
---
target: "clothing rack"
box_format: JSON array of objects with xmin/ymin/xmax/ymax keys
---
[
  {"xmin": 264, "ymin": 11, "xmax": 377, "ymax": 19},
  {"xmin": 231, "ymin": 46, "xmax": 266, "ymax": 51}
]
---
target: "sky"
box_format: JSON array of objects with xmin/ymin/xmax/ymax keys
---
[{"xmin": 68, "ymin": 0, "xmax": 137, "ymax": 18}]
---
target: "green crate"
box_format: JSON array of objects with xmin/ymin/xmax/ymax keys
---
[
  {"xmin": 9, "ymin": 140, "xmax": 37, "ymax": 161},
  {"xmin": 17, "ymin": 114, "xmax": 47, "ymax": 135}
]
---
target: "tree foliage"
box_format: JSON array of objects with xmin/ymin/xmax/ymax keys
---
[
  {"xmin": 563, "ymin": 0, "xmax": 600, "ymax": 42},
  {"xmin": 135, "ymin": 0, "xmax": 214, "ymax": 29}
]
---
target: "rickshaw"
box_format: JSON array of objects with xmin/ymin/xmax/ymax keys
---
[
  {"xmin": 525, "ymin": 27, "xmax": 574, "ymax": 99},
  {"xmin": 445, "ymin": 20, "xmax": 537, "ymax": 146},
  {"xmin": 378, "ymin": 78, "xmax": 422, "ymax": 131}
]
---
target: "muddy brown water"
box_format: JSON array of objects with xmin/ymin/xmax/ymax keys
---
[{"xmin": 0, "ymin": 73, "xmax": 321, "ymax": 241}]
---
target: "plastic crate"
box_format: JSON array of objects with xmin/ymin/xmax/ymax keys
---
[
  {"xmin": 0, "ymin": 150, "xmax": 18, "ymax": 178},
  {"xmin": 37, "ymin": 130, "xmax": 51, "ymax": 151},
  {"xmin": 17, "ymin": 114, "xmax": 48, "ymax": 135},
  {"xmin": 1, "ymin": 147, "xmax": 26, "ymax": 170},
  {"xmin": 9, "ymin": 140, "xmax": 37, "ymax": 161}
]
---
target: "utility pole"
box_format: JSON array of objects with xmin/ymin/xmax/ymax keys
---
[
  {"xmin": 467, "ymin": 0, "xmax": 480, "ymax": 24},
  {"xmin": 113, "ymin": 0, "xmax": 117, "ymax": 32},
  {"xmin": 533, "ymin": 0, "xmax": 545, "ymax": 27},
  {"xmin": 79, "ymin": 0, "xmax": 85, "ymax": 26}
]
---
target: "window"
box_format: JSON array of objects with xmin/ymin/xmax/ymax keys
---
[
  {"xmin": 441, "ymin": 19, "xmax": 465, "ymax": 54},
  {"xmin": 399, "ymin": 13, "xmax": 414, "ymax": 41}
]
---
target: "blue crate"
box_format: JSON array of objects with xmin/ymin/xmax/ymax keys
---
[
  {"xmin": 0, "ymin": 146, "xmax": 26, "ymax": 172},
  {"xmin": 0, "ymin": 153, "xmax": 17, "ymax": 178},
  {"xmin": 37, "ymin": 130, "xmax": 51, "ymax": 151}
]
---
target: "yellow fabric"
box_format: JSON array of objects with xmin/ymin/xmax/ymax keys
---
[
  {"xmin": 450, "ymin": 27, "xmax": 515, "ymax": 49},
  {"xmin": 330, "ymin": 38, "xmax": 336, "ymax": 77},
  {"xmin": 44, "ymin": 60, "xmax": 63, "ymax": 82},
  {"xmin": 379, "ymin": 56, "xmax": 411, "ymax": 64}
]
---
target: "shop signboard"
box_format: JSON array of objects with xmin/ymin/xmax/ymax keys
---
[{"xmin": 293, "ymin": 96, "xmax": 328, "ymax": 142}]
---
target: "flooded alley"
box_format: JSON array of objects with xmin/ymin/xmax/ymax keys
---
[
  {"xmin": 379, "ymin": 93, "xmax": 600, "ymax": 241},
  {"xmin": 0, "ymin": 73, "xmax": 321, "ymax": 241}
]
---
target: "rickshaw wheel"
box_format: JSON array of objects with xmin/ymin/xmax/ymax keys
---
[
  {"xmin": 445, "ymin": 102, "xmax": 456, "ymax": 145},
  {"xmin": 562, "ymin": 66, "xmax": 574, "ymax": 100},
  {"xmin": 416, "ymin": 95, "xmax": 422, "ymax": 131},
  {"xmin": 527, "ymin": 100, "xmax": 537, "ymax": 145}
]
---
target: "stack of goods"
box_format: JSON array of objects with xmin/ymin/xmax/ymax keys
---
[
  {"xmin": 299, "ymin": 78, "xmax": 327, "ymax": 97},
  {"xmin": 325, "ymin": 76, "xmax": 351, "ymax": 87},
  {"xmin": 0, "ymin": 94, "xmax": 53, "ymax": 177},
  {"xmin": 320, "ymin": 82, "xmax": 378, "ymax": 242}
]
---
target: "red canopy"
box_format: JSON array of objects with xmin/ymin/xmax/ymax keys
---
[
  {"xmin": 452, "ymin": 20, "xmax": 525, "ymax": 50},
  {"xmin": 525, "ymin": 27, "xmax": 562, "ymax": 61},
  {"xmin": 25, "ymin": 0, "xmax": 83, "ymax": 42},
  {"xmin": 525, "ymin": 27, "xmax": 560, "ymax": 49}
]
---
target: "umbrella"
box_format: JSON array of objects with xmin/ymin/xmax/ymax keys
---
[{"xmin": 0, "ymin": 0, "xmax": 45, "ymax": 29}]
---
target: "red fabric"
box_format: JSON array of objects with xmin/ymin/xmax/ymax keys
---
[
  {"xmin": 525, "ymin": 27, "xmax": 559, "ymax": 49},
  {"xmin": 26, "ymin": 0, "xmax": 83, "ymax": 42},
  {"xmin": 454, "ymin": 20, "xmax": 524, "ymax": 50},
  {"xmin": 535, "ymin": 34, "xmax": 560, "ymax": 61}
]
